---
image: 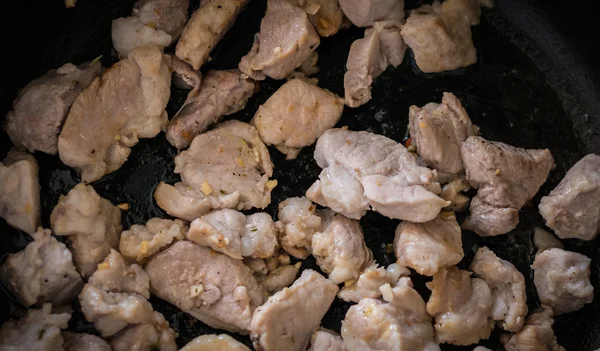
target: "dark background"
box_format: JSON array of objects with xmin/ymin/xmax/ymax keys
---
[{"xmin": 1, "ymin": 0, "xmax": 599, "ymax": 350}]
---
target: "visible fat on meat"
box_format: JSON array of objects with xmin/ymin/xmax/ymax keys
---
[
  {"xmin": 250, "ymin": 269, "xmax": 338, "ymax": 351},
  {"xmin": 145, "ymin": 241, "xmax": 266, "ymax": 333}
]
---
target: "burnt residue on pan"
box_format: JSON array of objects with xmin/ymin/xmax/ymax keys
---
[{"xmin": 0, "ymin": 0, "xmax": 599, "ymax": 350}]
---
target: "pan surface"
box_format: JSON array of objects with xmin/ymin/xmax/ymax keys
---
[{"xmin": 0, "ymin": 0, "xmax": 599, "ymax": 350}]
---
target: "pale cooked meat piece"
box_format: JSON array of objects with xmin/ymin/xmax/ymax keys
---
[
  {"xmin": 176, "ymin": 0, "xmax": 248, "ymax": 70},
  {"xmin": 501, "ymin": 308, "xmax": 565, "ymax": 351},
  {"xmin": 0, "ymin": 304, "xmax": 71, "ymax": 351},
  {"xmin": 341, "ymin": 279, "xmax": 439, "ymax": 351},
  {"xmin": 63, "ymin": 332, "xmax": 111, "ymax": 351},
  {"xmin": 302, "ymin": 0, "xmax": 343, "ymax": 37},
  {"xmin": 401, "ymin": 0, "xmax": 490, "ymax": 73},
  {"xmin": 338, "ymin": 0, "xmax": 404, "ymax": 27},
  {"xmin": 297, "ymin": 51, "xmax": 320, "ymax": 77},
  {"xmin": 250, "ymin": 269, "xmax": 338, "ymax": 351},
  {"xmin": 309, "ymin": 128, "xmax": 448, "ymax": 222},
  {"xmin": 409, "ymin": 92, "xmax": 479, "ymax": 175},
  {"xmin": 306, "ymin": 163, "xmax": 370, "ymax": 220},
  {"xmin": 119, "ymin": 218, "xmax": 187, "ymax": 264},
  {"xmin": 338, "ymin": 262, "xmax": 410, "ymax": 303},
  {"xmin": 174, "ymin": 120, "xmax": 276, "ymax": 211},
  {"xmin": 372, "ymin": 20, "xmax": 407, "ymax": 67},
  {"xmin": 539, "ymin": 154, "xmax": 600, "ymax": 240},
  {"xmin": 79, "ymin": 284, "xmax": 155, "ymax": 337},
  {"xmin": 275, "ymin": 196, "xmax": 322, "ymax": 259},
  {"xmin": 440, "ymin": 178, "xmax": 471, "ymax": 212},
  {"xmin": 312, "ymin": 209, "xmax": 372, "ymax": 283},
  {"xmin": 244, "ymin": 257, "xmax": 268, "ymax": 275},
  {"xmin": 252, "ymin": 78, "xmax": 343, "ymax": 159},
  {"xmin": 180, "ymin": 334, "xmax": 251, "ymax": 351},
  {"xmin": 5, "ymin": 61, "xmax": 103, "ymax": 154},
  {"xmin": 243, "ymin": 213, "xmax": 279, "ymax": 258},
  {"xmin": 58, "ymin": 46, "xmax": 171, "ymax": 183},
  {"xmin": 171, "ymin": 55, "xmax": 202, "ymax": 90},
  {"xmin": 145, "ymin": 241, "xmax": 266, "ymax": 333},
  {"xmin": 111, "ymin": 17, "xmax": 172, "ymax": 58},
  {"xmin": 110, "ymin": 312, "xmax": 177, "ymax": 351},
  {"xmin": 344, "ymin": 28, "xmax": 387, "ymax": 108},
  {"xmin": 532, "ymin": 248, "xmax": 593, "ymax": 316},
  {"xmin": 133, "ymin": 0, "xmax": 190, "ymax": 40},
  {"xmin": 258, "ymin": 264, "xmax": 300, "ymax": 293},
  {"xmin": 532, "ymin": 227, "xmax": 563, "ymax": 254},
  {"xmin": 426, "ymin": 266, "xmax": 494, "ymax": 345},
  {"xmin": 187, "ymin": 209, "xmax": 278, "ymax": 259},
  {"xmin": 461, "ymin": 136, "xmax": 554, "ymax": 236},
  {"xmin": 154, "ymin": 182, "xmax": 240, "ymax": 221},
  {"xmin": 0, "ymin": 150, "xmax": 40, "ymax": 234},
  {"xmin": 88, "ymin": 249, "xmax": 150, "ymax": 298},
  {"xmin": 469, "ymin": 247, "xmax": 528, "ymax": 332},
  {"xmin": 394, "ymin": 212, "xmax": 463, "ymax": 276},
  {"xmin": 167, "ymin": 69, "xmax": 256, "ymax": 149},
  {"xmin": 0, "ymin": 228, "xmax": 83, "ymax": 307},
  {"xmin": 50, "ymin": 183, "xmax": 122, "ymax": 278},
  {"xmin": 239, "ymin": 0, "xmax": 320, "ymax": 80},
  {"xmin": 308, "ymin": 328, "xmax": 345, "ymax": 351}
]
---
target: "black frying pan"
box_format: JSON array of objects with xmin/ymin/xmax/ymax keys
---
[{"xmin": 1, "ymin": 0, "xmax": 599, "ymax": 350}]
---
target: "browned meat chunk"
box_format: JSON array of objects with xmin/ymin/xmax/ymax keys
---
[
  {"xmin": 460, "ymin": 136, "xmax": 554, "ymax": 236},
  {"xmin": 58, "ymin": 46, "xmax": 171, "ymax": 183},
  {"xmin": 145, "ymin": 241, "xmax": 266, "ymax": 333},
  {"xmin": 252, "ymin": 78, "xmax": 343, "ymax": 159},
  {"xmin": 176, "ymin": 0, "xmax": 248, "ymax": 70},
  {"xmin": 401, "ymin": 0, "xmax": 492, "ymax": 73},
  {"xmin": 338, "ymin": 0, "xmax": 404, "ymax": 27},
  {"xmin": 171, "ymin": 55, "xmax": 202, "ymax": 90},
  {"xmin": 5, "ymin": 61, "xmax": 103, "ymax": 154},
  {"xmin": 166, "ymin": 69, "xmax": 256, "ymax": 149},
  {"xmin": 239, "ymin": 0, "xmax": 320, "ymax": 80},
  {"xmin": 539, "ymin": 154, "xmax": 600, "ymax": 240},
  {"xmin": 0, "ymin": 149, "xmax": 41, "ymax": 234}
]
